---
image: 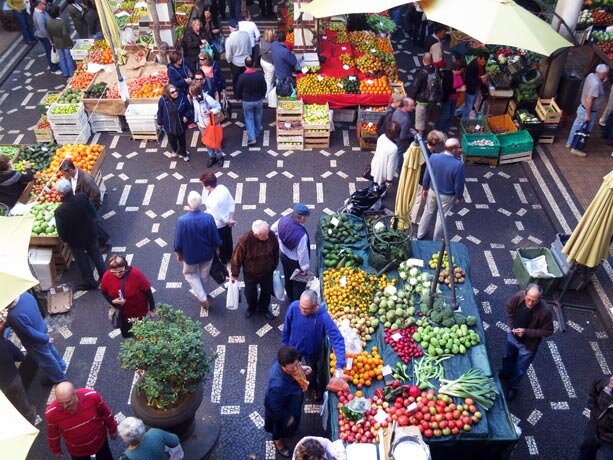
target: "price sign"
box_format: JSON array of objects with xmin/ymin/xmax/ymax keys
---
[
  {"xmin": 322, "ymin": 35, "xmax": 328, "ymax": 40},
  {"xmin": 338, "ymin": 83, "xmax": 344, "ymax": 88},
  {"xmin": 367, "ymin": 79, "xmax": 374, "ymax": 84},
  {"xmin": 391, "ymin": 332, "xmax": 402, "ymax": 341},
  {"xmin": 317, "ymin": 75, "xmax": 324, "ymax": 81},
  {"xmin": 342, "ymin": 64, "xmax": 350, "ymax": 70},
  {"xmin": 348, "ymin": 76, "xmax": 356, "ymax": 81},
  {"xmin": 367, "ymin": 122, "xmax": 373, "ymax": 127},
  {"xmin": 374, "ymin": 409, "xmax": 389, "ymax": 424},
  {"xmin": 339, "ymin": 276, "xmax": 347, "ymax": 287},
  {"xmin": 371, "ymin": 48, "xmax": 377, "ymax": 53},
  {"xmin": 341, "ymin": 46, "xmax": 347, "ymax": 51},
  {"xmin": 346, "ymin": 357, "xmax": 353, "ymax": 370},
  {"xmin": 381, "ymin": 365, "xmax": 393, "ymax": 376},
  {"xmin": 407, "ymin": 258, "xmax": 424, "ymax": 268},
  {"xmin": 301, "ymin": 66, "xmax": 309, "ymax": 74},
  {"xmin": 330, "ymin": 216, "xmax": 340, "ymax": 227}
]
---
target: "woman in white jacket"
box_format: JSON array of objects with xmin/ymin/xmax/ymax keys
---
[
  {"xmin": 190, "ymin": 82, "xmax": 224, "ymax": 167},
  {"xmin": 370, "ymin": 121, "xmax": 401, "ymax": 188}
]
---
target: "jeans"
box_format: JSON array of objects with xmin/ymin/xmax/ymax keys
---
[
  {"xmin": 58, "ymin": 48, "xmax": 75, "ymax": 77},
  {"xmin": 27, "ymin": 342, "xmax": 67, "ymax": 384},
  {"xmin": 167, "ymin": 131, "xmax": 187, "ymax": 156},
  {"xmin": 435, "ymin": 99, "xmax": 458, "ymax": 132},
  {"xmin": 567, "ymin": 104, "xmax": 597, "ymax": 148},
  {"xmin": 38, "ymin": 37, "xmax": 60, "ymax": 72},
  {"xmin": 2, "ymin": 373, "xmax": 36, "ymax": 423},
  {"xmin": 243, "ymin": 100, "xmax": 263, "ymax": 142},
  {"xmin": 71, "ymin": 439, "xmax": 113, "ymax": 460},
  {"xmin": 501, "ymin": 333, "xmax": 536, "ymax": 390},
  {"xmin": 244, "ymin": 271, "xmax": 273, "ymax": 313},
  {"xmin": 417, "ymin": 190, "xmax": 456, "ymax": 241},
  {"xmin": 71, "ymin": 242, "xmax": 106, "ymax": 287},
  {"xmin": 280, "ymin": 253, "xmax": 306, "ymax": 302},
  {"xmin": 576, "ymin": 420, "xmax": 613, "ymax": 460},
  {"xmin": 217, "ymin": 225, "xmax": 233, "ymax": 264},
  {"xmin": 14, "ymin": 9, "xmax": 34, "ymax": 44},
  {"xmin": 182, "ymin": 259, "xmax": 213, "ymax": 303},
  {"xmin": 456, "ymin": 92, "xmax": 478, "ymax": 121}
]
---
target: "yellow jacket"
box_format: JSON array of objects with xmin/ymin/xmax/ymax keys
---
[{"xmin": 6, "ymin": 0, "xmax": 27, "ymax": 12}]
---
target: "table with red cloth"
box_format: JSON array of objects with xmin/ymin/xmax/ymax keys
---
[{"xmin": 296, "ymin": 30, "xmax": 392, "ymax": 109}]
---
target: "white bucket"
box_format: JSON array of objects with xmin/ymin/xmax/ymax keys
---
[{"xmin": 391, "ymin": 434, "xmax": 431, "ymax": 460}]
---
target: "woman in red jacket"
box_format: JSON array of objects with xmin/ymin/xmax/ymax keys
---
[{"xmin": 100, "ymin": 255, "xmax": 155, "ymax": 338}]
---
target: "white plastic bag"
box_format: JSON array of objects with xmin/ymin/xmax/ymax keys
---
[
  {"xmin": 338, "ymin": 319, "xmax": 363, "ymax": 354},
  {"xmin": 307, "ymin": 276, "xmax": 320, "ymax": 300},
  {"xmin": 50, "ymin": 46, "xmax": 60, "ymax": 64},
  {"xmin": 226, "ymin": 281, "xmax": 239, "ymax": 310},
  {"xmin": 166, "ymin": 444, "xmax": 184, "ymax": 460},
  {"xmin": 273, "ymin": 270, "xmax": 285, "ymax": 301},
  {"xmin": 268, "ymin": 86, "xmax": 278, "ymax": 108},
  {"xmin": 522, "ymin": 255, "xmax": 554, "ymax": 278}
]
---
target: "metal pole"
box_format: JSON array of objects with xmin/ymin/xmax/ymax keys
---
[{"xmin": 98, "ymin": 5, "xmax": 127, "ymax": 100}]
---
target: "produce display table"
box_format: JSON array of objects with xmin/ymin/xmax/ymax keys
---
[{"xmin": 317, "ymin": 217, "xmax": 517, "ymax": 458}]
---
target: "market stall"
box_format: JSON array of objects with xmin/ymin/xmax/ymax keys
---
[{"xmin": 316, "ymin": 213, "xmax": 518, "ymax": 459}]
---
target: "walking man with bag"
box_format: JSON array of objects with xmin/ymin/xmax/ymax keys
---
[
  {"xmin": 33, "ymin": 0, "xmax": 61, "ymax": 74},
  {"xmin": 236, "ymin": 56, "xmax": 267, "ymax": 146},
  {"xmin": 174, "ymin": 191, "xmax": 221, "ymax": 312},
  {"xmin": 231, "ymin": 220, "xmax": 279, "ymax": 319}
]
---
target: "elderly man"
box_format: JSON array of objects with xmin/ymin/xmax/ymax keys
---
[
  {"xmin": 416, "ymin": 138, "xmax": 465, "ymax": 241},
  {"xmin": 174, "ymin": 191, "xmax": 221, "ymax": 311},
  {"xmin": 282, "ymin": 290, "xmax": 346, "ymax": 400},
  {"xmin": 225, "ymin": 18, "xmax": 251, "ymax": 92},
  {"xmin": 500, "ymin": 284, "xmax": 553, "ymax": 401},
  {"xmin": 272, "ymin": 203, "xmax": 311, "ymax": 301},
  {"xmin": 231, "ymin": 220, "xmax": 279, "ymax": 319},
  {"xmin": 45, "ymin": 381, "xmax": 117, "ymax": 460},
  {"xmin": 567, "ymin": 63, "xmax": 609, "ymax": 157},
  {"xmin": 54, "ymin": 178, "xmax": 105, "ymax": 290},
  {"xmin": 578, "ymin": 375, "xmax": 613, "ymax": 460},
  {"xmin": 391, "ymin": 97, "xmax": 416, "ymax": 158}
]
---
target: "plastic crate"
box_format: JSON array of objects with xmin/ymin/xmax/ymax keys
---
[
  {"xmin": 37, "ymin": 91, "xmax": 60, "ymax": 115},
  {"xmin": 70, "ymin": 39, "xmax": 95, "ymax": 60},
  {"xmin": 512, "ymin": 247, "xmax": 563, "ymax": 295},
  {"xmin": 486, "ymin": 114, "xmax": 518, "ymax": 135},
  {"xmin": 498, "ymin": 130, "xmax": 534, "ymax": 155},
  {"xmin": 47, "ymin": 102, "xmax": 86, "ymax": 123},
  {"xmin": 461, "ymin": 133, "xmax": 500, "ymax": 158},
  {"xmin": 461, "ymin": 118, "xmax": 491, "ymax": 135}
]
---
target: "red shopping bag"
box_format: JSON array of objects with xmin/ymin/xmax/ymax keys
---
[{"xmin": 201, "ymin": 114, "xmax": 223, "ymax": 150}]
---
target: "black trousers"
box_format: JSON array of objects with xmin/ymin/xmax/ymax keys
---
[
  {"xmin": 244, "ymin": 271, "xmax": 273, "ymax": 313},
  {"xmin": 259, "ymin": 0, "xmax": 273, "ymax": 16},
  {"xmin": 167, "ymin": 131, "xmax": 187, "ymax": 156},
  {"xmin": 71, "ymin": 439, "xmax": 113, "ymax": 460},
  {"xmin": 280, "ymin": 253, "xmax": 306, "ymax": 302},
  {"xmin": 218, "ymin": 225, "xmax": 233, "ymax": 265},
  {"xmin": 213, "ymin": 0, "xmax": 227, "ymax": 19},
  {"xmin": 230, "ymin": 63, "xmax": 245, "ymax": 93},
  {"xmin": 72, "ymin": 241, "xmax": 106, "ymax": 286}
]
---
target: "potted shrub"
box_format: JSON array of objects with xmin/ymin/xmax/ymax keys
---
[{"xmin": 120, "ymin": 304, "xmax": 213, "ymax": 438}]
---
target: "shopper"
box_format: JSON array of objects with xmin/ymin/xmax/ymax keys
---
[
  {"xmin": 407, "ymin": 53, "xmax": 436, "ymax": 136},
  {"xmin": 191, "ymin": 82, "xmax": 224, "ymax": 167},
  {"xmin": 6, "ymin": 0, "xmax": 35, "ymax": 45},
  {"xmin": 239, "ymin": 9, "xmax": 260, "ymax": 61},
  {"xmin": 407, "ymin": 2, "xmax": 426, "ymax": 47},
  {"xmin": 54, "ymin": 179, "xmax": 106, "ymax": 291},
  {"xmin": 376, "ymin": 93, "xmax": 404, "ymax": 137},
  {"xmin": 260, "ymin": 28, "xmax": 276, "ymax": 103},
  {"xmin": 282, "ymin": 290, "xmax": 346, "ymax": 401},
  {"xmin": 156, "ymin": 84, "xmax": 193, "ymax": 161},
  {"xmin": 577, "ymin": 374, "xmax": 613, "ymax": 460},
  {"xmin": 196, "ymin": 53, "xmax": 225, "ymax": 100},
  {"xmin": 200, "ymin": 172, "xmax": 235, "ymax": 264},
  {"xmin": 567, "ymin": 63, "xmax": 609, "ymax": 157},
  {"xmin": 183, "ymin": 18, "xmax": 206, "ymax": 72},
  {"xmin": 500, "ymin": 285, "xmax": 553, "ymax": 401},
  {"xmin": 0, "ymin": 321, "xmax": 36, "ymax": 423},
  {"xmin": 225, "ymin": 19, "xmax": 251, "ymax": 91},
  {"xmin": 32, "ymin": 0, "xmax": 61, "ymax": 74},
  {"xmin": 202, "ymin": 6, "xmax": 222, "ymax": 56},
  {"xmin": 100, "ymin": 255, "xmax": 155, "ymax": 339},
  {"xmin": 271, "ymin": 31, "xmax": 297, "ymax": 96},
  {"xmin": 46, "ymin": 6, "xmax": 75, "ymax": 78},
  {"xmin": 370, "ymin": 121, "xmax": 401, "ymax": 189},
  {"xmin": 456, "ymin": 50, "xmax": 488, "ymax": 121},
  {"xmin": 0, "ymin": 155, "xmax": 33, "ymax": 208},
  {"xmin": 391, "ymin": 97, "xmax": 416, "ymax": 158},
  {"xmin": 264, "ymin": 346, "xmax": 308, "ymax": 458},
  {"xmin": 416, "ymin": 138, "xmax": 465, "ymax": 241},
  {"xmin": 45, "ymin": 381, "xmax": 117, "ymax": 460},
  {"xmin": 82, "ymin": 0, "xmax": 102, "ymax": 39},
  {"xmin": 231, "ymin": 220, "xmax": 279, "ymax": 319},
  {"xmin": 5, "ymin": 292, "xmax": 67, "ymax": 385},
  {"xmin": 424, "ymin": 25, "xmax": 447, "ymax": 69},
  {"xmin": 174, "ymin": 191, "xmax": 221, "ymax": 312},
  {"xmin": 410, "ymin": 130, "xmax": 446, "ymax": 224},
  {"xmin": 435, "ymin": 59, "xmax": 466, "ymax": 134},
  {"xmin": 118, "ymin": 417, "xmax": 180, "ymax": 460},
  {"xmin": 272, "ymin": 203, "xmax": 311, "ymax": 302},
  {"xmin": 236, "ymin": 56, "xmax": 267, "ymax": 146},
  {"xmin": 293, "ymin": 437, "xmax": 338, "ymax": 460},
  {"xmin": 66, "ymin": 0, "xmax": 86, "ymax": 39},
  {"xmin": 166, "ymin": 51, "xmax": 194, "ymax": 95}
]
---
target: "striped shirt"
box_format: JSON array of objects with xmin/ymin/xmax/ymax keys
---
[{"xmin": 45, "ymin": 389, "xmax": 117, "ymax": 456}]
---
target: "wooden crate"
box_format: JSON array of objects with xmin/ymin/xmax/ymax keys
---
[
  {"xmin": 277, "ymin": 100, "xmax": 303, "ymax": 122},
  {"xmin": 390, "ymin": 82, "xmax": 407, "ymax": 98},
  {"xmin": 34, "ymin": 117, "xmax": 54, "ymax": 143},
  {"xmin": 131, "ymin": 131, "xmax": 159, "ymax": 141},
  {"xmin": 499, "ymin": 151, "xmax": 532, "ymax": 164},
  {"xmin": 304, "ymin": 129, "xmax": 330, "ymax": 149},
  {"xmin": 277, "ymin": 140, "xmax": 304, "ymax": 150},
  {"xmin": 465, "ymin": 155, "xmax": 499, "ymax": 167},
  {"xmin": 538, "ymin": 134, "xmax": 555, "ymax": 144},
  {"xmin": 535, "ymin": 98, "xmax": 561, "ymax": 124},
  {"xmin": 359, "ymin": 137, "xmax": 377, "ymax": 151}
]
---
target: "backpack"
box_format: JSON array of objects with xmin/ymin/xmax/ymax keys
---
[{"xmin": 418, "ymin": 68, "xmax": 443, "ymax": 103}]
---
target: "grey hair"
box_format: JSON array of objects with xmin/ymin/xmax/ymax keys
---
[
  {"xmin": 300, "ymin": 289, "xmax": 319, "ymax": 306},
  {"xmin": 526, "ymin": 283, "xmax": 543, "ymax": 296},
  {"xmin": 117, "ymin": 417, "xmax": 146, "ymax": 446},
  {"xmin": 252, "ymin": 219, "xmax": 269, "ymax": 234},
  {"xmin": 596, "ymin": 64, "xmax": 609, "ymax": 75},
  {"xmin": 54, "ymin": 178, "xmax": 72, "ymax": 195},
  {"xmin": 187, "ymin": 190, "xmax": 202, "ymax": 210}
]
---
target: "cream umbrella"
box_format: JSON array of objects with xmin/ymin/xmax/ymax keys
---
[
  {"xmin": 0, "ymin": 391, "xmax": 39, "ymax": 459},
  {"xmin": 0, "ymin": 215, "xmax": 38, "ymax": 311},
  {"xmin": 420, "ymin": 0, "xmax": 572, "ymax": 56},
  {"xmin": 394, "ymin": 143, "xmax": 423, "ymax": 229},
  {"xmin": 300, "ymin": 0, "xmax": 416, "ymax": 19},
  {"xmin": 562, "ymin": 170, "xmax": 613, "ymax": 268}
]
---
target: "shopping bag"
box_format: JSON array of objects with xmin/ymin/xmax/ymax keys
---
[
  {"xmin": 226, "ymin": 281, "xmax": 239, "ymax": 310},
  {"xmin": 209, "ymin": 254, "xmax": 228, "ymax": 285},
  {"xmin": 267, "ymin": 86, "xmax": 278, "ymax": 108},
  {"xmin": 50, "ymin": 46, "xmax": 60, "ymax": 64},
  {"xmin": 272, "ymin": 270, "xmax": 285, "ymax": 301},
  {"xmin": 570, "ymin": 122, "xmax": 590, "ymax": 151},
  {"xmin": 201, "ymin": 114, "xmax": 223, "ymax": 150},
  {"xmin": 166, "ymin": 444, "xmax": 184, "ymax": 460}
]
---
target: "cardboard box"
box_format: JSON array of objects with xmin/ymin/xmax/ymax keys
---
[
  {"xmin": 28, "ymin": 247, "xmax": 56, "ymax": 290},
  {"xmin": 47, "ymin": 284, "xmax": 73, "ymax": 314}
]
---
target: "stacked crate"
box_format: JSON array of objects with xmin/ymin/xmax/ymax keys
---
[
  {"xmin": 357, "ymin": 106, "xmax": 386, "ymax": 150},
  {"xmin": 535, "ymin": 98, "xmax": 561, "ymax": 144},
  {"xmin": 88, "ymin": 112, "xmax": 123, "ymax": 133},
  {"xmin": 47, "ymin": 102, "xmax": 91, "ymax": 145},
  {"xmin": 276, "ymin": 100, "xmax": 304, "ymax": 150},
  {"xmin": 34, "ymin": 116, "xmax": 54, "ymax": 143},
  {"xmin": 125, "ymin": 103, "xmax": 159, "ymax": 140},
  {"xmin": 303, "ymin": 103, "xmax": 330, "ymax": 150}
]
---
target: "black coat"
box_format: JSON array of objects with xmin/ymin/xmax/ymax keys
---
[
  {"xmin": 464, "ymin": 59, "xmax": 483, "ymax": 96},
  {"xmin": 54, "ymin": 192, "xmax": 98, "ymax": 248},
  {"xmin": 264, "ymin": 360, "xmax": 304, "ymax": 439},
  {"xmin": 588, "ymin": 376, "xmax": 613, "ymax": 444},
  {"xmin": 0, "ymin": 168, "xmax": 33, "ymax": 208}
]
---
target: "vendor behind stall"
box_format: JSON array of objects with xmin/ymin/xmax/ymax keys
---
[
  {"xmin": 0, "ymin": 155, "xmax": 33, "ymax": 209},
  {"xmin": 271, "ymin": 31, "xmax": 297, "ymax": 97}
]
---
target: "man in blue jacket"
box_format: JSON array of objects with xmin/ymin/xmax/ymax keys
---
[
  {"xmin": 6, "ymin": 292, "xmax": 67, "ymax": 385},
  {"xmin": 174, "ymin": 191, "xmax": 221, "ymax": 312},
  {"xmin": 271, "ymin": 31, "xmax": 297, "ymax": 96},
  {"xmin": 282, "ymin": 289, "xmax": 346, "ymax": 400}
]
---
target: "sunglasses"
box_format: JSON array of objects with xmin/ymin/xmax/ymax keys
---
[
  {"xmin": 195, "ymin": 77, "xmax": 204, "ymax": 80},
  {"xmin": 170, "ymin": 90, "xmax": 178, "ymax": 94}
]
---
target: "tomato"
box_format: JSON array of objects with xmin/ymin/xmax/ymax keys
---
[{"xmin": 398, "ymin": 415, "xmax": 410, "ymax": 426}]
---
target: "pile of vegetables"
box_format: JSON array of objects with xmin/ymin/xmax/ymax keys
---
[
  {"xmin": 437, "ymin": 267, "xmax": 466, "ymax": 287},
  {"xmin": 413, "ymin": 320, "xmax": 481, "ymax": 357},
  {"xmin": 398, "ymin": 264, "xmax": 435, "ymax": 298},
  {"xmin": 439, "ymin": 368, "xmax": 498, "ymax": 410},
  {"xmin": 428, "ymin": 250, "xmax": 455, "ymax": 269},
  {"xmin": 320, "ymin": 213, "xmax": 364, "ymax": 244},
  {"xmin": 84, "ymin": 82, "xmax": 108, "ymax": 99},
  {"xmin": 369, "ymin": 284, "xmax": 416, "ymax": 330},
  {"xmin": 0, "ymin": 145, "xmax": 20, "ymax": 159},
  {"xmin": 322, "ymin": 243, "xmax": 363, "ymax": 268},
  {"xmin": 16, "ymin": 143, "xmax": 58, "ymax": 172},
  {"xmin": 419, "ymin": 297, "xmax": 477, "ymax": 328},
  {"xmin": 384, "ymin": 326, "xmax": 423, "ymax": 363},
  {"xmin": 369, "ymin": 222, "xmax": 411, "ymax": 262},
  {"xmin": 413, "ymin": 355, "xmax": 451, "ymax": 389},
  {"xmin": 366, "ymin": 14, "xmax": 397, "ymax": 34}
]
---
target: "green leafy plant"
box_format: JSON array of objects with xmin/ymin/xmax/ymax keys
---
[{"xmin": 119, "ymin": 304, "xmax": 213, "ymax": 410}]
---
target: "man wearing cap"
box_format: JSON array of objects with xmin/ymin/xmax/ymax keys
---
[
  {"xmin": 272, "ymin": 204, "xmax": 311, "ymax": 302},
  {"xmin": 54, "ymin": 179, "xmax": 106, "ymax": 291},
  {"xmin": 225, "ymin": 19, "xmax": 252, "ymax": 92}
]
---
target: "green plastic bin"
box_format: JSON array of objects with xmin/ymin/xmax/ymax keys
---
[
  {"xmin": 461, "ymin": 133, "xmax": 500, "ymax": 158},
  {"xmin": 512, "ymin": 247, "xmax": 563, "ymax": 295},
  {"xmin": 498, "ymin": 130, "xmax": 534, "ymax": 155},
  {"xmin": 461, "ymin": 118, "xmax": 491, "ymax": 135}
]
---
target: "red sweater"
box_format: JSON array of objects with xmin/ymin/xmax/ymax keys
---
[
  {"xmin": 45, "ymin": 389, "xmax": 117, "ymax": 456},
  {"xmin": 100, "ymin": 267, "xmax": 151, "ymax": 319}
]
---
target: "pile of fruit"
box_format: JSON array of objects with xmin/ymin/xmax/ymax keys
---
[
  {"xmin": 375, "ymin": 36, "xmax": 393, "ymax": 54},
  {"xmin": 87, "ymin": 46, "xmax": 114, "ymax": 64},
  {"xmin": 285, "ymin": 31, "xmax": 294, "ymax": 47},
  {"xmin": 360, "ymin": 121, "xmax": 378, "ymax": 137},
  {"xmin": 16, "ymin": 143, "xmax": 58, "ymax": 172},
  {"xmin": 327, "ymin": 23, "xmax": 348, "ymax": 44},
  {"xmin": 342, "ymin": 75, "xmax": 360, "ymax": 94},
  {"xmin": 320, "ymin": 213, "xmax": 364, "ymax": 244},
  {"xmin": 322, "ymin": 242, "xmax": 363, "ymax": 268},
  {"xmin": 332, "ymin": 347, "xmax": 384, "ymax": 389},
  {"xmin": 84, "ymin": 82, "xmax": 108, "ymax": 99},
  {"xmin": 0, "ymin": 145, "xmax": 20, "ymax": 159},
  {"xmin": 37, "ymin": 116, "xmax": 51, "ymax": 130},
  {"xmin": 359, "ymin": 77, "xmax": 391, "ymax": 95},
  {"xmin": 29, "ymin": 171, "xmax": 56, "ymax": 198},
  {"xmin": 128, "ymin": 74, "xmax": 168, "ymax": 98},
  {"xmin": 277, "ymin": 120, "xmax": 302, "ymax": 131},
  {"xmin": 349, "ymin": 31, "xmax": 376, "ymax": 52},
  {"xmin": 437, "ymin": 267, "xmax": 466, "ymax": 287},
  {"xmin": 303, "ymin": 104, "xmax": 329, "ymax": 126},
  {"xmin": 339, "ymin": 53, "xmax": 355, "ymax": 68},
  {"xmin": 418, "ymin": 296, "xmax": 476, "ymax": 328},
  {"xmin": 465, "ymin": 138, "xmax": 495, "ymax": 147},
  {"xmin": 369, "ymin": 284, "xmax": 416, "ymax": 330},
  {"xmin": 413, "ymin": 320, "xmax": 480, "ymax": 357},
  {"xmin": 296, "ymin": 74, "xmax": 345, "ymax": 95},
  {"xmin": 591, "ymin": 8, "xmax": 612, "ymax": 24},
  {"xmin": 42, "ymin": 92, "xmax": 59, "ymax": 106},
  {"xmin": 336, "ymin": 390, "xmax": 383, "ymax": 443},
  {"xmin": 57, "ymin": 88, "xmax": 82, "ymax": 104},
  {"xmin": 49, "ymin": 104, "xmax": 80, "ymax": 115},
  {"xmin": 384, "ymin": 326, "xmax": 423, "ymax": 363},
  {"xmin": 37, "ymin": 187, "xmax": 62, "ymax": 204},
  {"xmin": 68, "ymin": 71, "xmax": 95, "ymax": 90},
  {"xmin": 356, "ymin": 54, "xmax": 383, "ymax": 75},
  {"xmin": 29, "ymin": 202, "xmax": 60, "ymax": 236},
  {"xmin": 47, "ymin": 144, "xmax": 104, "ymax": 175}
]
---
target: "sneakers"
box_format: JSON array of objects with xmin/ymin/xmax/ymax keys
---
[
  {"xmin": 247, "ymin": 140, "xmax": 257, "ymax": 146},
  {"xmin": 183, "ymin": 154, "xmax": 191, "ymax": 162},
  {"xmin": 570, "ymin": 148, "xmax": 587, "ymax": 157},
  {"xmin": 51, "ymin": 70, "xmax": 62, "ymax": 75},
  {"xmin": 169, "ymin": 152, "xmax": 178, "ymax": 158},
  {"xmin": 565, "ymin": 143, "xmax": 571, "ymax": 148}
]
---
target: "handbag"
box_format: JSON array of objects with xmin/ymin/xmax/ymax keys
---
[
  {"xmin": 209, "ymin": 254, "xmax": 228, "ymax": 284},
  {"xmin": 570, "ymin": 122, "xmax": 590, "ymax": 151},
  {"xmin": 50, "ymin": 46, "xmax": 60, "ymax": 64},
  {"xmin": 201, "ymin": 113, "xmax": 223, "ymax": 150},
  {"xmin": 109, "ymin": 268, "xmax": 131, "ymax": 329}
]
